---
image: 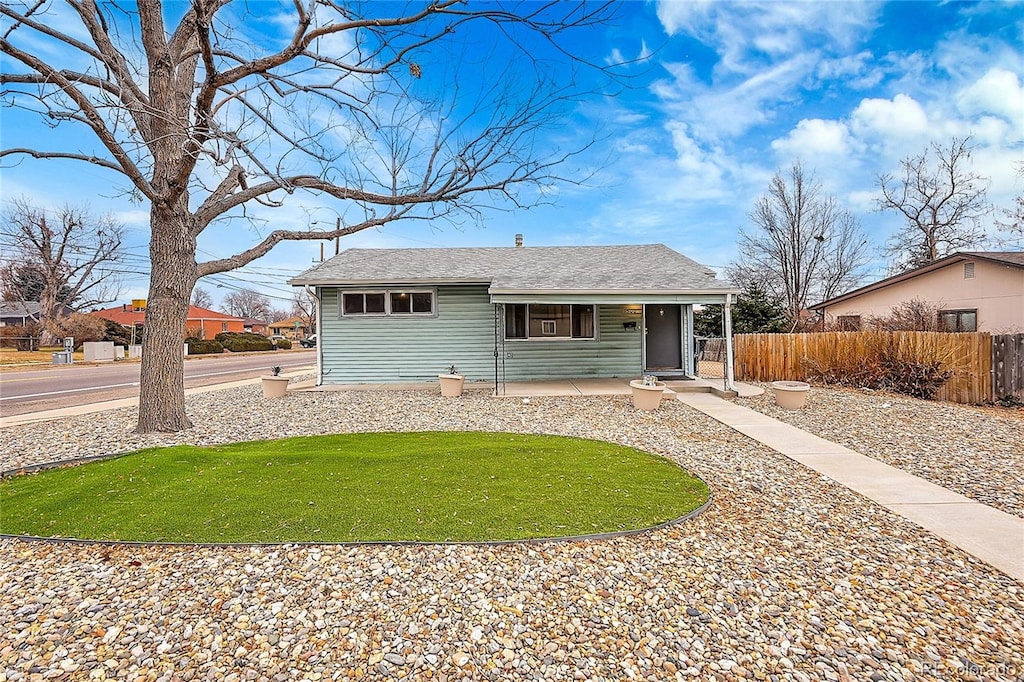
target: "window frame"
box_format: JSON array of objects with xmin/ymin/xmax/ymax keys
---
[
  {"xmin": 340, "ymin": 289, "xmax": 436, "ymax": 318},
  {"xmin": 937, "ymin": 308, "xmax": 977, "ymax": 332},
  {"xmin": 504, "ymin": 303, "xmax": 597, "ymax": 341}
]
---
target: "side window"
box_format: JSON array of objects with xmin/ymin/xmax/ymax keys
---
[
  {"xmin": 342, "ymin": 290, "xmax": 432, "ymax": 316},
  {"xmin": 937, "ymin": 309, "xmax": 977, "ymax": 332}
]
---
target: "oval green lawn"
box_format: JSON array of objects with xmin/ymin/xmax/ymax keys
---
[{"xmin": 1, "ymin": 432, "xmax": 708, "ymax": 543}]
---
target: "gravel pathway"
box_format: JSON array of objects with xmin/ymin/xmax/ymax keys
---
[
  {"xmin": 2, "ymin": 387, "xmax": 1022, "ymax": 681},
  {"xmin": 736, "ymin": 385, "xmax": 1024, "ymax": 519}
]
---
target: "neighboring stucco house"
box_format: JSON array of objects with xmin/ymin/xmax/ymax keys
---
[
  {"xmin": 811, "ymin": 252, "xmax": 1024, "ymax": 333},
  {"xmin": 288, "ymin": 244, "xmax": 741, "ymax": 389},
  {"xmin": 91, "ymin": 302, "xmax": 247, "ymax": 338}
]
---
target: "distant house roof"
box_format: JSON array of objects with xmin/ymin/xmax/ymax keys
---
[
  {"xmin": 0, "ymin": 301, "xmax": 42, "ymax": 321},
  {"xmin": 811, "ymin": 251, "xmax": 1024, "ymax": 310},
  {"xmin": 290, "ymin": 244, "xmax": 737, "ymax": 295},
  {"xmin": 268, "ymin": 316, "xmax": 308, "ymax": 328},
  {"xmin": 92, "ymin": 303, "xmax": 245, "ymax": 325}
]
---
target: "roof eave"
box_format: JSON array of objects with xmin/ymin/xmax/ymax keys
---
[
  {"xmin": 488, "ymin": 287, "xmax": 741, "ymax": 296},
  {"xmin": 287, "ymin": 277, "xmax": 494, "ymax": 286},
  {"xmin": 811, "ymin": 253, "xmax": 971, "ymax": 310}
]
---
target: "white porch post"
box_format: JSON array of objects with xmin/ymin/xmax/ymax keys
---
[
  {"xmin": 307, "ymin": 285, "xmax": 322, "ymax": 386},
  {"xmin": 684, "ymin": 304, "xmax": 695, "ymax": 376},
  {"xmin": 723, "ymin": 293, "xmax": 736, "ymax": 392}
]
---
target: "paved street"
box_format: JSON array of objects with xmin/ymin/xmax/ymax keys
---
[{"xmin": 0, "ymin": 350, "xmax": 315, "ymax": 416}]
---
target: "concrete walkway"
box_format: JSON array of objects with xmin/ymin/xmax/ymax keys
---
[{"xmin": 677, "ymin": 392, "xmax": 1024, "ymax": 582}]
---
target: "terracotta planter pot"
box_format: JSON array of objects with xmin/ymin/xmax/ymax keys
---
[
  {"xmin": 771, "ymin": 380, "xmax": 810, "ymax": 409},
  {"xmin": 262, "ymin": 375, "xmax": 291, "ymax": 398},
  {"xmin": 438, "ymin": 374, "xmax": 466, "ymax": 397},
  {"xmin": 629, "ymin": 379, "xmax": 666, "ymax": 411}
]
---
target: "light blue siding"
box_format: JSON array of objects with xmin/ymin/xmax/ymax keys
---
[
  {"xmin": 319, "ymin": 285, "xmax": 642, "ymax": 383},
  {"xmin": 320, "ymin": 285, "xmax": 495, "ymax": 383}
]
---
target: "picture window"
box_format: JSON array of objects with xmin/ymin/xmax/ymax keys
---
[{"xmin": 504, "ymin": 304, "xmax": 595, "ymax": 340}]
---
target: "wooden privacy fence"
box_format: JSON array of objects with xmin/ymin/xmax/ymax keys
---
[
  {"xmin": 992, "ymin": 334, "xmax": 1024, "ymax": 401},
  {"xmin": 733, "ymin": 331, "xmax": 1010, "ymax": 404}
]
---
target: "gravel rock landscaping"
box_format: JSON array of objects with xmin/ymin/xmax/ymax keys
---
[
  {"xmin": 2, "ymin": 386, "xmax": 1022, "ymax": 681},
  {"xmin": 737, "ymin": 384, "xmax": 1024, "ymax": 519}
]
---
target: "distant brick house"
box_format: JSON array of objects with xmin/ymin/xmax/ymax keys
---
[
  {"xmin": 91, "ymin": 302, "xmax": 247, "ymax": 339},
  {"xmin": 811, "ymin": 252, "xmax": 1024, "ymax": 333},
  {"xmin": 242, "ymin": 318, "xmax": 269, "ymax": 335}
]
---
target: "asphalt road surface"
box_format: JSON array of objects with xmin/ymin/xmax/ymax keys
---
[{"xmin": 0, "ymin": 350, "xmax": 316, "ymax": 417}]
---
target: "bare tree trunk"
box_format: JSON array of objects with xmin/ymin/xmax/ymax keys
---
[{"xmin": 136, "ymin": 208, "xmax": 197, "ymax": 433}]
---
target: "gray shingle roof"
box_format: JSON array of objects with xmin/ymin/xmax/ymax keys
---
[
  {"xmin": 289, "ymin": 244, "xmax": 737, "ymax": 293},
  {"xmin": 0, "ymin": 301, "xmax": 41, "ymax": 319}
]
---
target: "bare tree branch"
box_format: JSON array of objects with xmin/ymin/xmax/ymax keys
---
[
  {"xmin": 729, "ymin": 162, "xmax": 871, "ymax": 323},
  {"xmin": 1, "ymin": 0, "xmax": 620, "ymax": 432},
  {"xmin": 0, "ymin": 197, "xmax": 126, "ymax": 342},
  {"xmin": 877, "ymin": 136, "xmax": 991, "ymax": 272}
]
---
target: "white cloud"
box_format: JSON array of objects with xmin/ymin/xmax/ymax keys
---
[
  {"xmin": 655, "ymin": 53, "xmax": 816, "ymax": 141},
  {"xmin": 771, "ymin": 119, "xmax": 853, "ymax": 157},
  {"xmin": 607, "ymin": 39, "xmax": 652, "ymax": 66},
  {"xmin": 815, "ymin": 51, "xmax": 884, "ymax": 90},
  {"xmin": 851, "ymin": 93, "xmax": 930, "ymax": 142},
  {"xmin": 957, "ymin": 68, "xmax": 1024, "ymax": 124},
  {"xmin": 656, "ymin": 1, "xmax": 879, "ymax": 75}
]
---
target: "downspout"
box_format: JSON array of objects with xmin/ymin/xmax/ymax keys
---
[
  {"xmin": 305, "ymin": 285, "xmax": 323, "ymax": 386},
  {"xmin": 723, "ymin": 293, "xmax": 736, "ymax": 392},
  {"xmin": 494, "ymin": 304, "xmax": 499, "ymax": 396}
]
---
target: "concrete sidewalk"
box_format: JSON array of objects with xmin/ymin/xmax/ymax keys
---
[
  {"xmin": 0, "ymin": 366, "xmax": 315, "ymax": 428},
  {"xmin": 677, "ymin": 392, "xmax": 1024, "ymax": 582}
]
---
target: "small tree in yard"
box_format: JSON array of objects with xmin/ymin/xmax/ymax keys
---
[
  {"xmin": 693, "ymin": 284, "xmax": 789, "ymax": 337},
  {"xmin": 877, "ymin": 136, "xmax": 991, "ymax": 272},
  {"xmin": 2, "ymin": 2, "xmax": 617, "ymax": 432}
]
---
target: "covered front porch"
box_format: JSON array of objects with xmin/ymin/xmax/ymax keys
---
[{"xmin": 487, "ymin": 296, "xmax": 740, "ymax": 393}]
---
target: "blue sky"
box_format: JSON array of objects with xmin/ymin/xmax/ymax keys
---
[{"xmin": 1, "ymin": 1, "xmax": 1022, "ymax": 312}]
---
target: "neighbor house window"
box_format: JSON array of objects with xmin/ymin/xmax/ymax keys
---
[
  {"xmin": 341, "ymin": 290, "xmax": 433, "ymax": 316},
  {"xmin": 504, "ymin": 304, "xmax": 595, "ymax": 339},
  {"xmin": 221, "ymin": 322, "xmax": 228, "ymax": 332},
  {"xmin": 964, "ymin": 262, "xmax": 975, "ymax": 279},
  {"xmin": 837, "ymin": 315, "xmax": 861, "ymax": 331},
  {"xmin": 937, "ymin": 309, "xmax": 977, "ymax": 332}
]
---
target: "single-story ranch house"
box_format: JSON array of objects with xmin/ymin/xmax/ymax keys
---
[
  {"xmin": 811, "ymin": 251, "xmax": 1024, "ymax": 333},
  {"xmin": 289, "ymin": 243, "xmax": 741, "ymax": 391}
]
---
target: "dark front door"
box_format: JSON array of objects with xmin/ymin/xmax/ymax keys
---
[{"xmin": 645, "ymin": 305, "xmax": 681, "ymax": 371}]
